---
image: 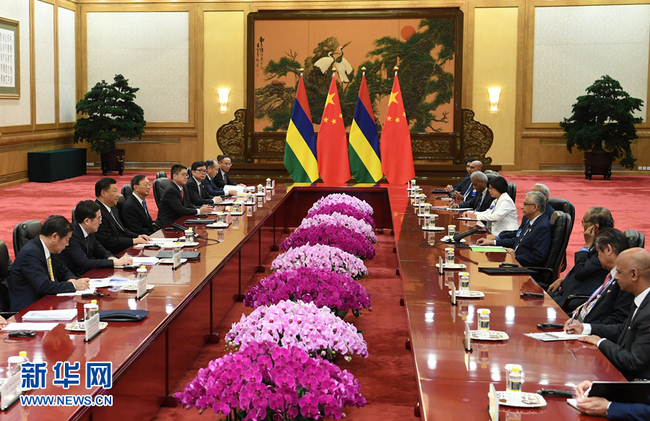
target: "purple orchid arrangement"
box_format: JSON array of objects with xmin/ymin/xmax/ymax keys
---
[
  {"xmin": 271, "ymin": 244, "xmax": 368, "ymax": 280},
  {"xmin": 299, "ymin": 213, "xmax": 377, "ymax": 243},
  {"xmin": 244, "ymin": 267, "xmax": 372, "ymax": 317},
  {"xmin": 306, "ymin": 202, "xmax": 376, "ymax": 229},
  {"xmin": 175, "ymin": 341, "xmax": 366, "ymax": 420},
  {"xmin": 309, "ymin": 193, "xmax": 374, "ymax": 216},
  {"xmin": 280, "ymin": 223, "xmax": 376, "ymax": 260},
  {"xmin": 225, "ymin": 300, "xmax": 369, "ymax": 361}
]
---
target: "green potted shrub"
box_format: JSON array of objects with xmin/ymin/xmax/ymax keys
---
[
  {"xmin": 560, "ymin": 75, "xmax": 643, "ymax": 179},
  {"xmin": 74, "ymin": 74, "xmax": 146, "ymax": 175}
]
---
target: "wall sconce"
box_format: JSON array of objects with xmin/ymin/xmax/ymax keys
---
[
  {"xmin": 218, "ymin": 88, "xmax": 230, "ymax": 114},
  {"xmin": 487, "ymin": 87, "xmax": 501, "ymax": 112}
]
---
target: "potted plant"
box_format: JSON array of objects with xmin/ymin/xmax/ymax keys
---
[
  {"xmin": 74, "ymin": 74, "xmax": 146, "ymax": 175},
  {"xmin": 561, "ymin": 75, "xmax": 643, "ymax": 179}
]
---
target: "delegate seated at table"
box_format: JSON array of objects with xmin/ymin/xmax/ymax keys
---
[
  {"xmin": 477, "ymin": 191, "xmax": 551, "ymax": 267},
  {"xmin": 575, "ymin": 380, "xmax": 650, "ymax": 420},
  {"xmin": 562, "ymin": 228, "xmax": 634, "ymax": 326},
  {"xmin": 462, "ymin": 175, "xmax": 518, "ymax": 236},
  {"xmin": 550, "ymin": 207, "xmax": 614, "ymax": 312},
  {"xmin": 57, "ymin": 200, "xmax": 134, "ymax": 276},
  {"xmin": 8, "ymin": 216, "xmax": 90, "ymax": 312},
  {"xmin": 156, "ymin": 164, "xmax": 213, "ymax": 228},
  {"xmin": 122, "ymin": 174, "xmax": 158, "ymax": 236},
  {"xmin": 566, "ymin": 248, "xmax": 650, "ymax": 381}
]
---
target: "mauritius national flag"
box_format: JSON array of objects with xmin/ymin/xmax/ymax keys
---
[
  {"xmin": 284, "ymin": 73, "xmax": 319, "ymax": 183},
  {"xmin": 348, "ymin": 72, "xmax": 382, "ymax": 183}
]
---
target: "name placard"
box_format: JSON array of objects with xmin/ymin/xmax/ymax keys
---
[
  {"xmin": 172, "ymin": 248, "xmax": 182, "ymax": 269},
  {"xmin": 0, "ymin": 372, "xmax": 22, "ymax": 410},
  {"xmin": 136, "ymin": 276, "xmax": 148, "ymax": 299},
  {"xmin": 85, "ymin": 313, "xmax": 101, "ymax": 342}
]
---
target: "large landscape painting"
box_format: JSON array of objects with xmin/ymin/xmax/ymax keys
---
[{"xmin": 246, "ymin": 9, "xmax": 464, "ymax": 160}]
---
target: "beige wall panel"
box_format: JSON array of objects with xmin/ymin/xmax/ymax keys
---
[
  {"xmin": 35, "ymin": 0, "xmax": 56, "ymax": 125},
  {"xmin": 473, "ymin": 7, "xmax": 518, "ymax": 166},
  {"xmin": 204, "ymin": 11, "xmax": 245, "ymax": 160},
  {"xmin": 86, "ymin": 11, "xmax": 189, "ymax": 123},
  {"xmin": 58, "ymin": 6, "xmax": 76, "ymax": 123},
  {"xmin": 532, "ymin": 4, "xmax": 649, "ymax": 123},
  {"xmin": 0, "ymin": 0, "xmax": 31, "ymax": 127}
]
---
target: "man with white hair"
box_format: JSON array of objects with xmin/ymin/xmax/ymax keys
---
[
  {"xmin": 531, "ymin": 183, "xmax": 556, "ymax": 218},
  {"xmin": 478, "ymin": 191, "xmax": 552, "ymax": 271},
  {"xmin": 450, "ymin": 171, "xmax": 492, "ymax": 212}
]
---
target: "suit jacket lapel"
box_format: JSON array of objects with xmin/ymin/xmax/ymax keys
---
[{"xmin": 618, "ymin": 297, "xmax": 649, "ymax": 347}]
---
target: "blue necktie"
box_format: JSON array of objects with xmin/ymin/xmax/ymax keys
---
[{"xmin": 142, "ymin": 200, "xmax": 150, "ymax": 218}]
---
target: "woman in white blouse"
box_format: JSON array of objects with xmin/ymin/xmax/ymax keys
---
[{"xmin": 462, "ymin": 175, "xmax": 518, "ymax": 236}]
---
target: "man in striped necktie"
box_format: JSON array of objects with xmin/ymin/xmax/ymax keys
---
[
  {"xmin": 8, "ymin": 216, "xmax": 90, "ymax": 312},
  {"xmin": 563, "ymin": 228, "xmax": 634, "ymax": 325},
  {"xmin": 566, "ymin": 248, "xmax": 650, "ymax": 381}
]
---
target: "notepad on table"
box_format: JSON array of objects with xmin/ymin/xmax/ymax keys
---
[
  {"xmin": 22, "ymin": 309, "xmax": 77, "ymax": 321},
  {"xmin": 2, "ymin": 323, "xmax": 58, "ymax": 332}
]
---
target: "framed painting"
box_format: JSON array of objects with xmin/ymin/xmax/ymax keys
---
[
  {"xmin": 246, "ymin": 8, "xmax": 464, "ymax": 162},
  {"xmin": 0, "ymin": 17, "xmax": 19, "ymax": 98}
]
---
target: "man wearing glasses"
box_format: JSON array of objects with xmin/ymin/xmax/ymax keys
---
[
  {"xmin": 477, "ymin": 191, "xmax": 552, "ymax": 271},
  {"xmin": 57, "ymin": 200, "xmax": 134, "ymax": 276},
  {"xmin": 156, "ymin": 165, "xmax": 213, "ymax": 228},
  {"xmin": 214, "ymin": 155, "xmax": 246, "ymax": 189},
  {"xmin": 550, "ymin": 207, "xmax": 614, "ymax": 313},
  {"xmin": 122, "ymin": 174, "xmax": 157, "ymax": 235},
  {"xmin": 187, "ymin": 161, "xmax": 223, "ymax": 207}
]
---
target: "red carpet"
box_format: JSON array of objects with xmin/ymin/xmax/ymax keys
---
[
  {"xmin": 500, "ymin": 174, "xmax": 650, "ymax": 272},
  {"xmin": 151, "ymin": 234, "xmax": 420, "ymax": 421}
]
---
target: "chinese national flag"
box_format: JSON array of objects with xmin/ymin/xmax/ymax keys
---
[
  {"xmin": 380, "ymin": 74, "xmax": 415, "ymax": 185},
  {"xmin": 317, "ymin": 74, "xmax": 351, "ymax": 184}
]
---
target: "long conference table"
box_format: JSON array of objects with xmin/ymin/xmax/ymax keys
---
[{"xmin": 0, "ymin": 184, "xmax": 623, "ymax": 421}]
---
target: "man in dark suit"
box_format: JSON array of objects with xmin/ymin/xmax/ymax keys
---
[
  {"xmin": 122, "ymin": 174, "xmax": 157, "ymax": 235},
  {"xmin": 562, "ymin": 228, "xmax": 633, "ymax": 325},
  {"xmin": 187, "ymin": 161, "xmax": 223, "ymax": 206},
  {"xmin": 214, "ymin": 155, "xmax": 245, "ymax": 189},
  {"xmin": 443, "ymin": 157, "xmax": 475, "ymax": 195},
  {"xmin": 567, "ymin": 248, "xmax": 650, "ymax": 381},
  {"xmin": 477, "ymin": 191, "xmax": 552, "ymax": 267},
  {"xmin": 497, "ymin": 184, "xmax": 556, "ymax": 240},
  {"xmin": 451, "ymin": 160, "xmax": 483, "ymax": 202},
  {"xmin": 57, "ymin": 200, "xmax": 134, "ymax": 276},
  {"xmin": 205, "ymin": 159, "xmax": 227, "ymax": 197},
  {"xmin": 95, "ymin": 177, "xmax": 150, "ymax": 255},
  {"xmin": 8, "ymin": 216, "xmax": 90, "ymax": 312},
  {"xmin": 550, "ymin": 207, "xmax": 614, "ymax": 311},
  {"xmin": 451, "ymin": 171, "xmax": 492, "ymax": 212},
  {"xmin": 575, "ymin": 379, "xmax": 650, "ymax": 420},
  {"xmin": 156, "ymin": 164, "xmax": 213, "ymax": 228}
]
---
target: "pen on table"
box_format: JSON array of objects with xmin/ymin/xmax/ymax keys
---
[{"xmin": 566, "ymin": 312, "xmax": 577, "ymax": 333}]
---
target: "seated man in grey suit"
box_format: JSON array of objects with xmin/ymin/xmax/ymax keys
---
[
  {"xmin": 156, "ymin": 164, "xmax": 213, "ymax": 228},
  {"xmin": 9, "ymin": 216, "xmax": 90, "ymax": 312},
  {"xmin": 57, "ymin": 200, "xmax": 133, "ymax": 276},
  {"xmin": 450, "ymin": 171, "xmax": 492, "ymax": 212},
  {"xmin": 186, "ymin": 161, "xmax": 223, "ymax": 207},
  {"xmin": 95, "ymin": 177, "xmax": 150, "ymax": 254},
  {"xmin": 566, "ymin": 248, "xmax": 650, "ymax": 381},
  {"xmin": 562, "ymin": 228, "xmax": 633, "ymax": 326},
  {"xmin": 122, "ymin": 174, "xmax": 157, "ymax": 236}
]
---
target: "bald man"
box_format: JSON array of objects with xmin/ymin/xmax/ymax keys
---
[
  {"xmin": 566, "ymin": 248, "xmax": 650, "ymax": 380},
  {"xmin": 451, "ymin": 160, "xmax": 483, "ymax": 202}
]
